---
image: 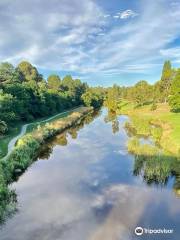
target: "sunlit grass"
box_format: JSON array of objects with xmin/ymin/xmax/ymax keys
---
[{"xmin": 119, "ymin": 101, "xmax": 180, "ymax": 155}]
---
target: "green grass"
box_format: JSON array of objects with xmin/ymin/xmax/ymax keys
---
[{"xmin": 118, "ymin": 101, "xmax": 180, "ymax": 155}]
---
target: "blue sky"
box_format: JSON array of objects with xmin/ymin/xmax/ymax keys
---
[{"xmin": 0, "ymin": 0, "xmax": 180, "ymax": 86}]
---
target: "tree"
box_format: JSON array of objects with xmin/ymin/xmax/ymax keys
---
[
  {"xmin": 60, "ymin": 75, "xmax": 87, "ymax": 106},
  {"xmin": 169, "ymin": 69, "xmax": 180, "ymax": 112},
  {"xmin": 130, "ymin": 80, "xmax": 152, "ymax": 106},
  {"xmin": 0, "ymin": 60, "xmax": 101, "ymax": 131},
  {"xmin": 47, "ymin": 75, "xmax": 61, "ymax": 90},
  {"xmin": 17, "ymin": 61, "xmax": 43, "ymax": 82},
  {"xmin": 0, "ymin": 90, "xmax": 18, "ymax": 123},
  {"xmin": 105, "ymin": 85, "xmax": 120, "ymax": 111},
  {"xmin": 81, "ymin": 88, "xmax": 104, "ymax": 108},
  {"xmin": 0, "ymin": 62, "xmax": 21, "ymax": 85},
  {"xmin": 160, "ymin": 60, "xmax": 173, "ymax": 103}
]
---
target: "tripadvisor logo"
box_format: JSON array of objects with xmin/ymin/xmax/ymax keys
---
[
  {"xmin": 135, "ymin": 226, "xmax": 174, "ymax": 236},
  {"xmin": 135, "ymin": 227, "xmax": 143, "ymax": 236}
]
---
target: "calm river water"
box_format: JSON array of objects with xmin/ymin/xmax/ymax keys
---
[{"xmin": 1, "ymin": 108, "xmax": 180, "ymax": 240}]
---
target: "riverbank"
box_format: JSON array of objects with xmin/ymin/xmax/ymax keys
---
[
  {"xmin": 0, "ymin": 106, "xmax": 93, "ymax": 222},
  {"xmin": 116, "ymin": 102, "xmax": 180, "ymax": 188},
  {"xmin": 0, "ymin": 107, "xmax": 82, "ymax": 159},
  {"xmin": 118, "ymin": 102, "xmax": 180, "ymax": 156}
]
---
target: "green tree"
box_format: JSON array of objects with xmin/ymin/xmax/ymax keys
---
[
  {"xmin": 169, "ymin": 69, "xmax": 180, "ymax": 112},
  {"xmin": 47, "ymin": 75, "xmax": 61, "ymax": 90},
  {"xmin": 160, "ymin": 60, "xmax": 173, "ymax": 102},
  {"xmin": 0, "ymin": 90, "xmax": 18, "ymax": 123},
  {"xmin": 105, "ymin": 85, "xmax": 120, "ymax": 111},
  {"xmin": 0, "ymin": 62, "xmax": 21, "ymax": 85},
  {"xmin": 131, "ymin": 80, "xmax": 152, "ymax": 106},
  {"xmin": 81, "ymin": 88, "xmax": 104, "ymax": 108},
  {"xmin": 17, "ymin": 61, "xmax": 43, "ymax": 82},
  {"xmin": 0, "ymin": 60, "xmax": 97, "ymax": 131}
]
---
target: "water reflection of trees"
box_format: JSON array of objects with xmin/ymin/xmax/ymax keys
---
[
  {"xmin": 133, "ymin": 154, "xmax": 180, "ymax": 197},
  {"xmin": 38, "ymin": 110, "xmax": 101, "ymax": 160},
  {"xmin": 0, "ymin": 110, "xmax": 100, "ymax": 225},
  {"xmin": 0, "ymin": 189, "xmax": 17, "ymax": 225},
  {"xmin": 105, "ymin": 107, "xmax": 180, "ymax": 198},
  {"xmin": 104, "ymin": 110, "xmax": 119, "ymax": 134}
]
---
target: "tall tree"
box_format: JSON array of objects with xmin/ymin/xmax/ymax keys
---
[
  {"xmin": 105, "ymin": 85, "xmax": 120, "ymax": 111},
  {"xmin": 160, "ymin": 60, "xmax": 173, "ymax": 102},
  {"xmin": 17, "ymin": 61, "xmax": 43, "ymax": 82},
  {"xmin": 47, "ymin": 75, "xmax": 61, "ymax": 90},
  {"xmin": 169, "ymin": 69, "xmax": 180, "ymax": 112}
]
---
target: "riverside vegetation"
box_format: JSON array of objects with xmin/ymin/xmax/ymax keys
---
[
  {"xmin": 104, "ymin": 61, "xmax": 180, "ymax": 192},
  {"xmin": 0, "ymin": 61, "xmax": 105, "ymax": 157},
  {"xmin": 0, "ymin": 59, "xmax": 180, "ymax": 223},
  {"xmin": 0, "ymin": 60, "xmax": 105, "ymax": 223},
  {"xmin": 0, "ymin": 107, "xmax": 93, "ymax": 223}
]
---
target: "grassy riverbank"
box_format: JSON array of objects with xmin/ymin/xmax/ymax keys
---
[
  {"xmin": 0, "ymin": 107, "xmax": 82, "ymax": 159},
  {"xmin": 118, "ymin": 102, "xmax": 180, "ymax": 189},
  {"xmin": 0, "ymin": 106, "xmax": 93, "ymax": 222},
  {"xmin": 118, "ymin": 101, "xmax": 180, "ymax": 156}
]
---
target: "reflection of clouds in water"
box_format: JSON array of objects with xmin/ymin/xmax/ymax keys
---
[
  {"xmin": 90, "ymin": 184, "xmax": 180, "ymax": 240},
  {"xmin": 2, "ymin": 110, "xmax": 180, "ymax": 240},
  {"xmin": 89, "ymin": 184, "xmax": 151, "ymax": 240}
]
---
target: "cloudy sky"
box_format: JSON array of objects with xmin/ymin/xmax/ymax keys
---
[{"xmin": 0, "ymin": 0, "xmax": 180, "ymax": 86}]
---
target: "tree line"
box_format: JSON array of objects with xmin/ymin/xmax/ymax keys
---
[
  {"xmin": 0, "ymin": 61, "xmax": 104, "ymax": 135},
  {"xmin": 0, "ymin": 59, "xmax": 179, "ymax": 135},
  {"xmin": 105, "ymin": 60, "xmax": 180, "ymax": 112}
]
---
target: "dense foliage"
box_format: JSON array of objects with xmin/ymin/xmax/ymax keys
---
[
  {"xmin": 104, "ymin": 60, "xmax": 180, "ymax": 112},
  {"xmin": 0, "ymin": 61, "xmax": 103, "ymax": 133},
  {"xmin": 81, "ymin": 87, "xmax": 105, "ymax": 108}
]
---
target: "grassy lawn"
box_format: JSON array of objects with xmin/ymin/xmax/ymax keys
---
[{"xmin": 118, "ymin": 101, "xmax": 180, "ymax": 155}]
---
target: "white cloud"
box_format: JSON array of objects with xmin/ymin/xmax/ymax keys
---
[
  {"xmin": 0, "ymin": 0, "xmax": 105, "ymax": 68},
  {"xmin": 0, "ymin": 0, "xmax": 180, "ymax": 82},
  {"xmin": 113, "ymin": 15, "xmax": 120, "ymax": 19},
  {"xmin": 118, "ymin": 9, "xmax": 138, "ymax": 19}
]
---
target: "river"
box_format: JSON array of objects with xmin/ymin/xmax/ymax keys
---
[{"xmin": 1, "ymin": 108, "xmax": 180, "ymax": 240}]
